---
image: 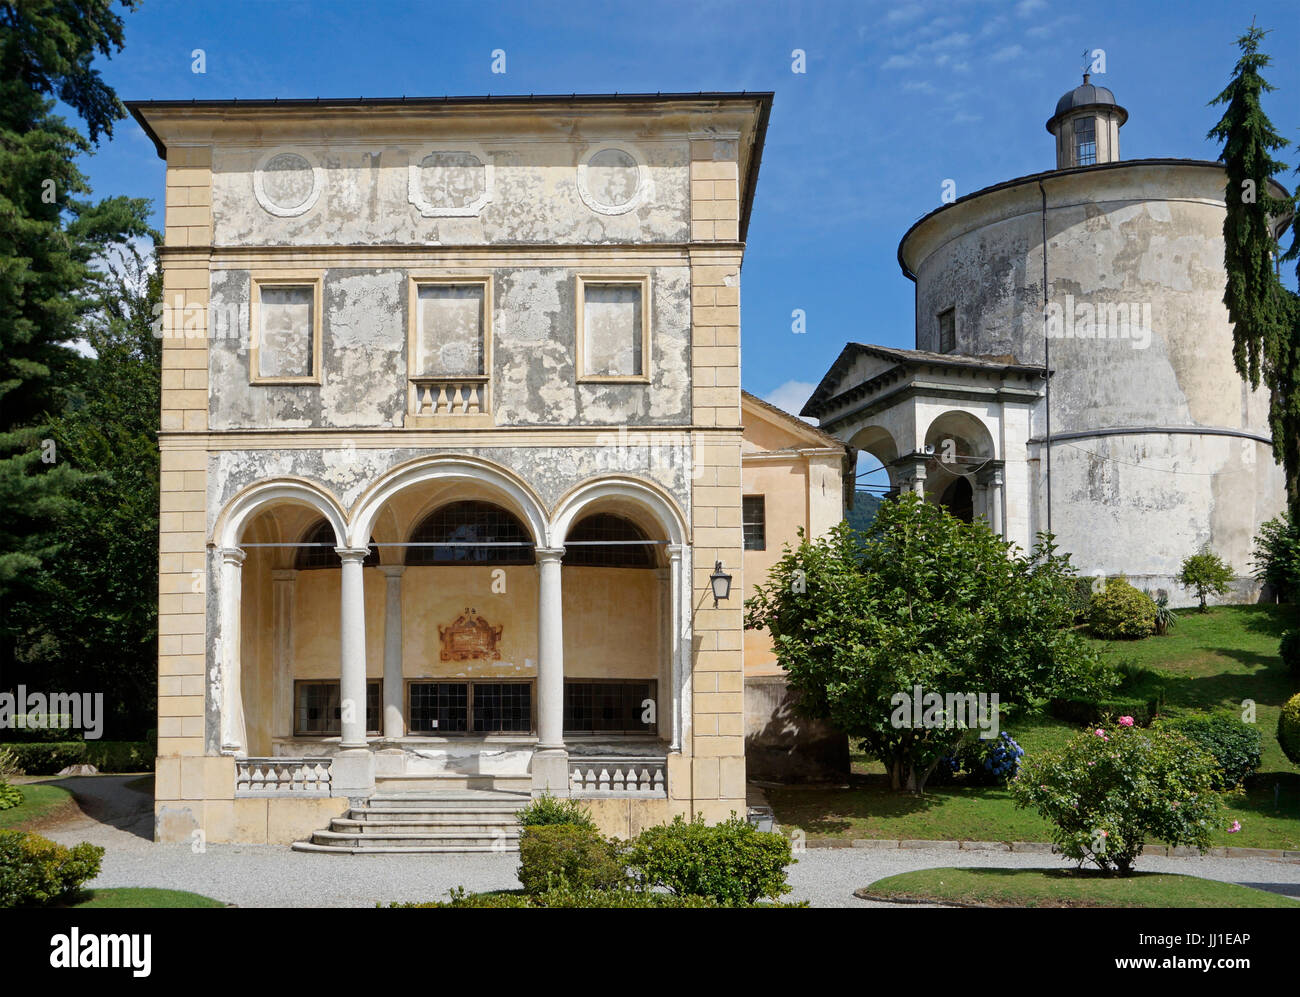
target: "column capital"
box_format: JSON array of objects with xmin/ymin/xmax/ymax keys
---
[
  {"xmin": 218, "ymin": 546, "xmax": 246, "ymax": 567},
  {"xmin": 535, "ymin": 546, "xmax": 566, "ymax": 563},
  {"xmin": 666, "ymin": 543, "xmax": 684, "ymax": 563},
  {"xmin": 335, "ymin": 546, "xmax": 372, "ymax": 564},
  {"xmin": 378, "ymin": 564, "xmax": 406, "ymax": 579}
]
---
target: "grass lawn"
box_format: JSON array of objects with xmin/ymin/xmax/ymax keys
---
[
  {"xmin": 769, "ymin": 604, "xmax": 1300, "ymax": 848},
  {"xmin": 0, "ymin": 781, "xmax": 75, "ymax": 829},
  {"xmin": 70, "ymin": 888, "xmax": 226, "ymax": 909},
  {"xmin": 862, "ymin": 867, "xmax": 1298, "ymax": 908}
]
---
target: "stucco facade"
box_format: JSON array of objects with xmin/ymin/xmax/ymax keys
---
[
  {"xmin": 132, "ymin": 93, "xmax": 771, "ymax": 845},
  {"xmin": 804, "ymin": 82, "xmax": 1288, "ymax": 607}
]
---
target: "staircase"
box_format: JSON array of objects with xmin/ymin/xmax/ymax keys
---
[{"xmin": 292, "ymin": 789, "xmax": 527, "ymax": 854}]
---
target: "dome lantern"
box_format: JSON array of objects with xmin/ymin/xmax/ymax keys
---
[{"xmin": 1046, "ymin": 73, "xmax": 1128, "ymax": 169}]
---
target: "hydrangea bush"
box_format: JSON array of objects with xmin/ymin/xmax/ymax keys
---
[{"xmin": 1011, "ymin": 720, "xmax": 1226, "ymax": 874}]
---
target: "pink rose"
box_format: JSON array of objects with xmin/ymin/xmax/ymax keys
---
[
  {"xmin": 1094, "ymin": 728, "xmax": 1106, "ymax": 738},
  {"xmin": 1229, "ymin": 821, "xmax": 1241, "ymax": 833},
  {"xmin": 1118, "ymin": 716, "xmax": 1134, "ymax": 727}
]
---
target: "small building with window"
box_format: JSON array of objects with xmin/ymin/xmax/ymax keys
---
[{"xmin": 132, "ymin": 92, "xmax": 772, "ymax": 846}]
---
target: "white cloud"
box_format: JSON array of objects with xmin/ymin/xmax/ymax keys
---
[
  {"xmin": 1016, "ymin": 0, "xmax": 1047, "ymax": 15},
  {"xmin": 762, "ymin": 380, "xmax": 818, "ymax": 422},
  {"xmin": 882, "ymin": 53, "xmax": 920, "ymax": 70},
  {"xmin": 991, "ymin": 44, "xmax": 1024, "ymax": 63}
]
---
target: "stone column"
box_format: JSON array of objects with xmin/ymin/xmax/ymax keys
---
[
  {"xmin": 532, "ymin": 546, "xmax": 568, "ymax": 795},
  {"xmin": 899, "ymin": 456, "xmax": 927, "ymax": 497},
  {"xmin": 379, "ymin": 565, "xmax": 405, "ymax": 739},
  {"xmin": 218, "ymin": 547, "xmax": 247, "ymax": 755},
  {"xmin": 980, "ymin": 465, "xmax": 1006, "ymax": 539},
  {"xmin": 336, "ymin": 547, "xmax": 370, "ymax": 749},
  {"xmin": 271, "ymin": 568, "xmax": 297, "ymax": 742},
  {"xmin": 666, "ymin": 543, "xmax": 684, "ymax": 752}
]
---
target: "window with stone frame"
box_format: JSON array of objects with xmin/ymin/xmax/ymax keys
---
[
  {"xmin": 406, "ymin": 680, "xmax": 533, "ymax": 734},
  {"xmin": 937, "ymin": 308, "xmax": 956, "ymax": 353},
  {"xmin": 415, "ymin": 283, "xmax": 486, "ymax": 377},
  {"xmin": 579, "ymin": 277, "xmax": 648, "ymax": 379},
  {"xmin": 254, "ymin": 283, "xmax": 317, "ymax": 381},
  {"xmin": 742, "ymin": 495, "xmax": 766, "ymax": 551}
]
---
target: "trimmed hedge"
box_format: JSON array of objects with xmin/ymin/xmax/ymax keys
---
[
  {"xmin": 1156, "ymin": 714, "xmax": 1262, "ymax": 790},
  {"xmin": 514, "ymin": 794, "xmax": 596, "ymax": 831},
  {"xmin": 1089, "ymin": 577, "xmax": 1156, "ymax": 639},
  {"xmin": 1048, "ymin": 696, "xmax": 1162, "ymax": 728},
  {"xmin": 391, "ymin": 885, "xmax": 804, "ymax": 908},
  {"xmin": 517, "ymin": 824, "xmax": 627, "ymax": 894},
  {"xmin": 0, "ymin": 830, "xmax": 104, "ymax": 908},
  {"xmin": 626, "ymin": 814, "xmax": 793, "ymax": 903},
  {"xmin": 1282, "ymin": 629, "xmax": 1300, "ymax": 679},
  {"xmin": 1, "ymin": 741, "xmax": 153, "ymax": 776}
]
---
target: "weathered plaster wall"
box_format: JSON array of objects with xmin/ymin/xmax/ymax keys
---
[
  {"xmin": 210, "ymin": 140, "xmax": 690, "ymax": 247},
  {"xmin": 902, "ymin": 161, "xmax": 1285, "ymax": 589},
  {"xmin": 208, "ymin": 266, "xmax": 692, "ymax": 429}
]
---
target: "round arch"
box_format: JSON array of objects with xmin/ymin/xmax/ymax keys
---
[
  {"xmin": 348, "ymin": 454, "xmax": 549, "ymax": 550},
  {"xmin": 922, "ymin": 409, "xmax": 997, "ymax": 461},
  {"xmin": 213, "ymin": 477, "xmax": 348, "ymax": 551},
  {"xmin": 549, "ymin": 475, "xmax": 688, "ymax": 549}
]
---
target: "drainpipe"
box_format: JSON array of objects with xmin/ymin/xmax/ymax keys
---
[{"xmin": 1037, "ymin": 177, "xmax": 1052, "ymax": 536}]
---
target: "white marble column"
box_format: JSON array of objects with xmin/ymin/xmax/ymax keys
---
[
  {"xmin": 379, "ymin": 565, "xmax": 405, "ymax": 739},
  {"xmin": 218, "ymin": 547, "xmax": 247, "ymax": 755},
  {"xmin": 989, "ymin": 468, "xmax": 1005, "ymax": 539},
  {"xmin": 336, "ymin": 547, "xmax": 370, "ymax": 749},
  {"xmin": 532, "ymin": 546, "xmax": 568, "ymax": 795},
  {"xmin": 270, "ymin": 568, "xmax": 297, "ymax": 741}
]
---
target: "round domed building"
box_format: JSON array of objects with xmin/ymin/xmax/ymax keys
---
[{"xmin": 802, "ymin": 76, "xmax": 1289, "ymax": 605}]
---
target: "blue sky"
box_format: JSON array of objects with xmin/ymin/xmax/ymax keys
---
[{"xmin": 79, "ymin": 0, "xmax": 1300, "ymax": 417}]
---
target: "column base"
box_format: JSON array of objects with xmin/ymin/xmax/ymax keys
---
[
  {"xmin": 330, "ymin": 747, "xmax": 375, "ymax": 802},
  {"xmin": 531, "ymin": 747, "xmax": 570, "ymax": 797}
]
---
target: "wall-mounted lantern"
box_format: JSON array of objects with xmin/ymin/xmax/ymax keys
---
[{"xmin": 709, "ymin": 560, "xmax": 733, "ymax": 606}]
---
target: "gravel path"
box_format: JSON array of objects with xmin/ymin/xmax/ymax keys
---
[{"xmin": 28, "ymin": 776, "xmax": 1300, "ymax": 908}]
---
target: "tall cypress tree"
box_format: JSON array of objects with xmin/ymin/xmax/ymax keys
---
[
  {"xmin": 1208, "ymin": 24, "xmax": 1299, "ymax": 513},
  {"xmin": 0, "ymin": 2, "xmax": 150, "ymax": 626}
]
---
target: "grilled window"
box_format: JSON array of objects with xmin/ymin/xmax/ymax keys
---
[
  {"xmin": 742, "ymin": 495, "xmax": 766, "ymax": 551},
  {"xmin": 1074, "ymin": 116, "xmax": 1097, "ymax": 167},
  {"xmin": 563, "ymin": 513, "xmax": 654, "ymax": 568},
  {"xmin": 938, "ymin": 308, "xmax": 956, "ymax": 353},
  {"xmin": 564, "ymin": 680, "xmax": 657, "ymax": 735},
  {"xmin": 405, "ymin": 501, "xmax": 535, "ymax": 566},
  {"xmin": 293, "ymin": 680, "xmax": 380, "ymax": 736},
  {"xmin": 407, "ymin": 681, "xmax": 532, "ymax": 734},
  {"xmin": 294, "ymin": 520, "xmax": 379, "ymax": 570}
]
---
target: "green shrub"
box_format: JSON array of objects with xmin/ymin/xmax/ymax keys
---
[
  {"xmin": 0, "ymin": 830, "xmax": 104, "ymax": 908},
  {"xmin": 1179, "ymin": 546, "xmax": 1235, "ymax": 611},
  {"xmin": 0, "ymin": 716, "xmax": 77, "ymax": 743},
  {"xmin": 1281, "ymin": 629, "xmax": 1300, "ymax": 679},
  {"xmin": 1279, "ymin": 693, "xmax": 1300, "ymax": 768},
  {"xmin": 390, "ymin": 885, "xmax": 805, "ymax": 908},
  {"xmin": 1156, "ymin": 714, "xmax": 1262, "ymax": 790},
  {"xmin": 515, "ymin": 793, "xmax": 596, "ymax": 830},
  {"xmin": 1012, "ymin": 721, "xmax": 1226, "ymax": 874},
  {"xmin": 0, "ymin": 783, "xmax": 22, "ymax": 810},
  {"xmin": 0, "ymin": 747, "xmax": 20, "ymax": 778},
  {"xmin": 1065, "ymin": 577, "xmax": 1096, "ymax": 622},
  {"xmin": 1252, "ymin": 514, "xmax": 1300, "ymax": 602},
  {"xmin": 2, "ymin": 741, "xmax": 153, "ymax": 775},
  {"xmin": 626, "ymin": 813, "xmax": 793, "ymax": 903},
  {"xmin": 1089, "ymin": 577, "xmax": 1156, "ymax": 639},
  {"xmin": 516, "ymin": 824, "xmax": 627, "ymax": 894}
]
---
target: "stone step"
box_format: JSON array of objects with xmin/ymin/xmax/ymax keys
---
[
  {"xmin": 292, "ymin": 840, "xmax": 517, "ymax": 855},
  {"xmin": 373, "ymin": 773, "xmax": 531, "ymax": 794},
  {"xmin": 365, "ymin": 791, "xmax": 528, "ymax": 810},
  {"xmin": 351, "ymin": 806, "xmax": 522, "ymax": 820},
  {"xmin": 333, "ymin": 817, "xmax": 520, "ymax": 834},
  {"xmin": 310, "ymin": 828, "xmax": 519, "ymax": 849}
]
